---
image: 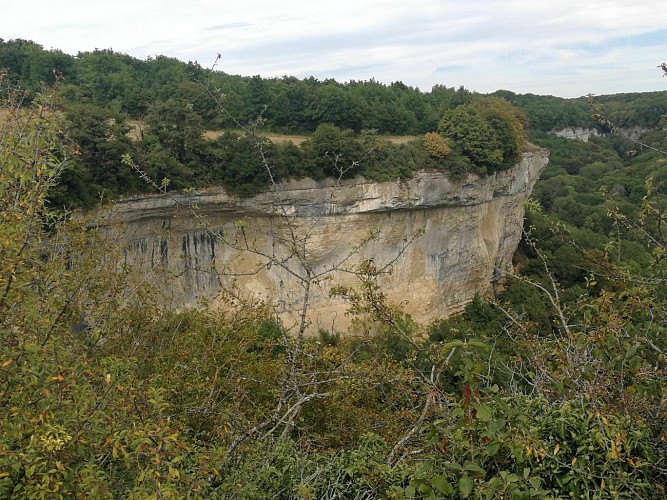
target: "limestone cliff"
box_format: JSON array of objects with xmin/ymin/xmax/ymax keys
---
[
  {"xmin": 552, "ymin": 127, "xmax": 600, "ymax": 142},
  {"xmin": 95, "ymin": 151, "xmax": 548, "ymax": 332},
  {"xmin": 551, "ymin": 126, "xmax": 649, "ymax": 142}
]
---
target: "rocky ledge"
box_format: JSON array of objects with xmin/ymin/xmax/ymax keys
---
[{"xmin": 94, "ymin": 151, "xmax": 549, "ymax": 333}]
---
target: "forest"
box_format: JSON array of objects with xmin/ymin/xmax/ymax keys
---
[{"xmin": 0, "ymin": 39, "xmax": 666, "ymax": 498}]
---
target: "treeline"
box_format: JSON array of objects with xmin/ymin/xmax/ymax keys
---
[
  {"xmin": 7, "ymin": 39, "xmax": 667, "ymax": 137},
  {"xmin": 3, "ymin": 39, "xmax": 667, "ymax": 210},
  {"xmin": 0, "ymin": 39, "xmax": 449, "ymax": 134},
  {"xmin": 49, "ymin": 97, "xmax": 525, "ymax": 207},
  {"xmin": 1, "ymin": 39, "xmax": 532, "ymax": 207}
]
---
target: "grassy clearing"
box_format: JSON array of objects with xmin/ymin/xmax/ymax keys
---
[
  {"xmin": 124, "ymin": 119, "xmax": 145, "ymax": 140},
  {"xmin": 8, "ymin": 114, "xmax": 418, "ymax": 146},
  {"xmin": 382, "ymin": 135, "xmax": 419, "ymax": 144},
  {"xmin": 203, "ymin": 130, "xmax": 311, "ymax": 145},
  {"xmin": 118, "ymin": 119, "xmax": 417, "ymax": 145},
  {"xmin": 203, "ymin": 130, "xmax": 418, "ymax": 145}
]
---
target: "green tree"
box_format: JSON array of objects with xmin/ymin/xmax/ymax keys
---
[
  {"xmin": 309, "ymin": 84, "xmax": 366, "ymax": 131},
  {"xmin": 302, "ymin": 123, "xmax": 365, "ymax": 178},
  {"xmin": 204, "ymin": 131, "xmax": 273, "ymax": 195},
  {"xmin": 0, "ymin": 80, "xmax": 215, "ymax": 498},
  {"xmin": 145, "ymin": 97, "xmax": 205, "ymax": 164},
  {"xmin": 438, "ymin": 97, "xmax": 526, "ymax": 173},
  {"xmin": 439, "ymin": 103, "xmax": 502, "ymax": 173},
  {"xmin": 63, "ymin": 103, "xmax": 137, "ymax": 202},
  {"xmin": 0, "ymin": 39, "xmax": 76, "ymax": 91}
]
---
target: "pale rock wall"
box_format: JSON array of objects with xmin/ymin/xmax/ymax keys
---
[
  {"xmin": 551, "ymin": 127, "xmax": 600, "ymax": 142},
  {"xmin": 95, "ymin": 151, "xmax": 548, "ymax": 332},
  {"xmin": 551, "ymin": 126, "xmax": 649, "ymax": 142}
]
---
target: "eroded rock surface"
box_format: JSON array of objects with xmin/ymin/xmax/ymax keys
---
[{"xmin": 95, "ymin": 151, "xmax": 548, "ymax": 332}]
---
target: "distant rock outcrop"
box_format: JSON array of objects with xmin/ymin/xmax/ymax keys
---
[
  {"xmin": 551, "ymin": 126, "xmax": 650, "ymax": 142},
  {"xmin": 551, "ymin": 127, "xmax": 600, "ymax": 142},
  {"xmin": 93, "ymin": 151, "xmax": 549, "ymax": 332}
]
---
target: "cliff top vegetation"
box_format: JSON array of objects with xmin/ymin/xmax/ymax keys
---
[{"xmin": 4, "ymin": 39, "xmax": 665, "ymax": 208}]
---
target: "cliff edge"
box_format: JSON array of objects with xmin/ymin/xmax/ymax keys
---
[{"xmin": 95, "ymin": 150, "xmax": 548, "ymax": 332}]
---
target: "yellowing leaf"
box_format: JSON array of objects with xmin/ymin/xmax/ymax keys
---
[
  {"xmin": 1, "ymin": 358, "xmax": 13, "ymax": 368},
  {"xmin": 554, "ymin": 444, "xmax": 560, "ymax": 455}
]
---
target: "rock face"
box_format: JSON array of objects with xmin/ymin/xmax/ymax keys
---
[
  {"xmin": 96, "ymin": 151, "xmax": 548, "ymax": 332},
  {"xmin": 551, "ymin": 127, "xmax": 600, "ymax": 142},
  {"xmin": 551, "ymin": 126, "xmax": 650, "ymax": 142}
]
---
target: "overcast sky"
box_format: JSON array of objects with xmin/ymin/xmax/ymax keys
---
[{"xmin": 3, "ymin": 0, "xmax": 667, "ymax": 97}]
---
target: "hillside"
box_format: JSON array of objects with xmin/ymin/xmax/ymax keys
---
[{"xmin": 1, "ymin": 40, "xmax": 665, "ymax": 498}]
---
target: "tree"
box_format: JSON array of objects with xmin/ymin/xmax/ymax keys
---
[
  {"xmin": 203, "ymin": 131, "xmax": 273, "ymax": 195},
  {"xmin": 302, "ymin": 123, "xmax": 365, "ymax": 178},
  {"xmin": 63, "ymin": 103, "xmax": 136, "ymax": 202},
  {"xmin": 144, "ymin": 97, "xmax": 205, "ymax": 164},
  {"xmin": 438, "ymin": 97, "xmax": 526, "ymax": 173},
  {"xmin": 0, "ymin": 77, "xmax": 221, "ymax": 498},
  {"xmin": 309, "ymin": 84, "xmax": 366, "ymax": 131},
  {"xmin": 439, "ymin": 103, "xmax": 502, "ymax": 173},
  {"xmin": 423, "ymin": 131, "xmax": 451, "ymax": 159},
  {"xmin": 0, "ymin": 39, "xmax": 76, "ymax": 91}
]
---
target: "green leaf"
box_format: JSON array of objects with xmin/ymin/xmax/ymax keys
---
[
  {"xmin": 431, "ymin": 475, "xmax": 453, "ymax": 494},
  {"xmin": 467, "ymin": 341, "xmax": 489, "ymax": 351},
  {"xmin": 418, "ymin": 483, "xmax": 432, "ymax": 495},
  {"xmin": 528, "ymin": 476, "xmax": 542, "ymax": 489},
  {"xmin": 459, "ymin": 475, "xmax": 473, "ymax": 498},
  {"xmin": 473, "ymin": 403, "xmax": 492, "ymax": 422},
  {"xmin": 484, "ymin": 441, "xmax": 501, "ymax": 457},
  {"xmin": 441, "ymin": 340, "xmax": 464, "ymax": 356},
  {"xmin": 417, "ymin": 462, "xmax": 433, "ymax": 474},
  {"xmin": 463, "ymin": 461, "xmax": 486, "ymax": 476}
]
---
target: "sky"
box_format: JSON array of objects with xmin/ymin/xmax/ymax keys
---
[{"xmin": 3, "ymin": 0, "xmax": 667, "ymax": 98}]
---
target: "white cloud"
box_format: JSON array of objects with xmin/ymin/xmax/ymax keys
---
[{"xmin": 2, "ymin": 0, "xmax": 666, "ymax": 96}]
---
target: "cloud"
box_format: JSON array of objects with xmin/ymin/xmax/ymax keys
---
[
  {"xmin": 2, "ymin": 0, "xmax": 667, "ymax": 97},
  {"xmin": 204, "ymin": 23, "xmax": 254, "ymax": 32},
  {"xmin": 435, "ymin": 65, "xmax": 468, "ymax": 74}
]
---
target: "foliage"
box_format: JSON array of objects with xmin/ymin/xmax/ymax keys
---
[
  {"xmin": 203, "ymin": 131, "xmax": 274, "ymax": 195},
  {"xmin": 2, "ymin": 40, "xmax": 667, "ymax": 499},
  {"xmin": 0, "ymin": 39, "xmax": 535, "ymax": 206},
  {"xmin": 439, "ymin": 96, "xmax": 527, "ymax": 173},
  {"xmin": 423, "ymin": 132, "xmax": 451, "ymax": 159},
  {"xmin": 493, "ymin": 90, "xmax": 595, "ymax": 132},
  {"xmin": 0, "ymin": 83, "xmax": 204, "ymax": 497},
  {"xmin": 301, "ymin": 123, "xmax": 365, "ymax": 178}
]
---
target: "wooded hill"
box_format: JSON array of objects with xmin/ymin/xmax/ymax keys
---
[{"xmin": 2, "ymin": 38, "xmax": 665, "ymax": 208}]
